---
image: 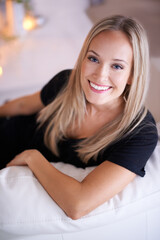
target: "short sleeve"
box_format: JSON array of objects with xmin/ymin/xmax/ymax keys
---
[
  {"xmin": 104, "ymin": 111, "xmax": 158, "ymax": 177},
  {"xmin": 40, "ymin": 69, "xmax": 72, "ymax": 106}
]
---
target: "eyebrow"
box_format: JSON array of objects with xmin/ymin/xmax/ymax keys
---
[
  {"xmin": 113, "ymin": 59, "xmax": 128, "ymax": 65},
  {"xmin": 88, "ymin": 50, "xmax": 100, "ymax": 56},
  {"xmin": 88, "ymin": 50, "xmax": 128, "ymax": 65}
]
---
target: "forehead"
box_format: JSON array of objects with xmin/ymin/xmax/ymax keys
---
[
  {"xmin": 90, "ymin": 30, "xmax": 131, "ymax": 46},
  {"xmin": 88, "ymin": 30, "xmax": 133, "ymax": 62}
]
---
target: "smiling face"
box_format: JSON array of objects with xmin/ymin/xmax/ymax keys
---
[{"xmin": 81, "ymin": 30, "xmax": 133, "ymax": 109}]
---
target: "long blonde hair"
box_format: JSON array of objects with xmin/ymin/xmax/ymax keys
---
[{"xmin": 37, "ymin": 15, "xmax": 150, "ymax": 163}]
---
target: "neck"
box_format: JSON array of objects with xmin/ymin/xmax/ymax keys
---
[{"xmin": 86, "ymin": 97, "xmax": 125, "ymax": 117}]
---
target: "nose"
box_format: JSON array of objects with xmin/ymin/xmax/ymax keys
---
[{"xmin": 93, "ymin": 64, "xmax": 109, "ymax": 83}]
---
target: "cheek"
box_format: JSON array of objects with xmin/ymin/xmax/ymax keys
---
[
  {"xmin": 81, "ymin": 59, "xmax": 94, "ymax": 77},
  {"xmin": 119, "ymin": 69, "xmax": 131, "ymax": 83},
  {"xmin": 112, "ymin": 72, "xmax": 130, "ymax": 91}
]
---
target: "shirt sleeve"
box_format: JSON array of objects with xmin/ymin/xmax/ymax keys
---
[
  {"xmin": 40, "ymin": 69, "xmax": 72, "ymax": 106},
  {"xmin": 104, "ymin": 111, "xmax": 158, "ymax": 177}
]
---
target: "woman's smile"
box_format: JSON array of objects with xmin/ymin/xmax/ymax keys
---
[{"xmin": 88, "ymin": 80, "xmax": 112, "ymax": 93}]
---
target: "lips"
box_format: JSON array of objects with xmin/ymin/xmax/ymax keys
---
[{"xmin": 89, "ymin": 80, "xmax": 112, "ymax": 92}]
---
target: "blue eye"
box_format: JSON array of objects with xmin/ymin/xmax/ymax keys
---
[
  {"xmin": 88, "ymin": 56, "xmax": 99, "ymax": 63},
  {"xmin": 113, "ymin": 64, "xmax": 123, "ymax": 70}
]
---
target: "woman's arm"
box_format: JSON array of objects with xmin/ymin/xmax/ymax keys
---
[
  {"xmin": 0, "ymin": 91, "xmax": 44, "ymax": 117},
  {"xmin": 7, "ymin": 149, "xmax": 136, "ymax": 220}
]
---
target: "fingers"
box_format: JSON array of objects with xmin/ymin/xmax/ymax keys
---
[
  {"xmin": 6, "ymin": 152, "xmax": 27, "ymax": 167},
  {"xmin": 6, "ymin": 149, "xmax": 41, "ymax": 167}
]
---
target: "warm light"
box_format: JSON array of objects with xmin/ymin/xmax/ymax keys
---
[
  {"xmin": 23, "ymin": 16, "xmax": 36, "ymax": 31},
  {"xmin": 0, "ymin": 66, "xmax": 3, "ymax": 76}
]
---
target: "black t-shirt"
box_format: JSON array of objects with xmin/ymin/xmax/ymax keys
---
[
  {"xmin": 38, "ymin": 69, "xmax": 158, "ymax": 177},
  {"xmin": 0, "ymin": 70, "xmax": 158, "ymax": 175}
]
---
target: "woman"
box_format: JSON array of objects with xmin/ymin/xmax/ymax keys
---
[{"xmin": 0, "ymin": 15, "xmax": 158, "ymax": 219}]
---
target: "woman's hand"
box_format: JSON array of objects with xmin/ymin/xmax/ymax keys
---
[{"xmin": 7, "ymin": 149, "xmax": 40, "ymax": 167}]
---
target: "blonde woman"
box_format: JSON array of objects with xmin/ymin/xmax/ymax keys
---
[{"xmin": 0, "ymin": 15, "xmax": 158, "ymax": 219}]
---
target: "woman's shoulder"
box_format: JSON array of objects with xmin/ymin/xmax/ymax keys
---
[
  {"xmin": 53, "ymin": 69, "xmax": 72, "ymax": 80},
  {"xmin": 143, "ymin": 110, "xmax": 156, "ymax": 123},
  {"xmin": 43, "ymin": 69, "xmax": 72, "ymax": 90},
  {"xmin": 100, "ymin": 110, "xmax": 158, "ymax": 177},
  {"xmin": 40, "ymin": 69, "xmax": 72, "ymax": 106},
  {"xmin": 137, "ymin": 110, "xmax": 157, "ymax": 134},
  {"xmin": 126, "ymin": 110, "xmax": 158, "ymax": 145}
]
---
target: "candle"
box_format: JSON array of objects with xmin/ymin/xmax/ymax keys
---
[{"xmin": 23, "ymin": 15, "xmax": 36, "ymax": 31}]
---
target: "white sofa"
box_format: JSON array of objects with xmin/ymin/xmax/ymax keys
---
[{"xmin": 0, "ymin": 137, "xmax": 160, "ymax": 240}]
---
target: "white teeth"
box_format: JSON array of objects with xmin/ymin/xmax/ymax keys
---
[{"xmin": 90, "ymin": 81, "xmax": 110, "ymax": 91}]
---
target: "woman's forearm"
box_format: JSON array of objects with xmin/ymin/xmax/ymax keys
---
[
  {"xmin": 0, "ymin": 91, "xmax": 43, "ymax": 117},
  {"xmin": 8, "ymin": 150, "xmax": 135, "ymax": 220},
  {"xmin": 0, "ymin": 99, "xmax": 20, "ymax": 117},
  {"xmin": 26, "ymin": 150, "xmax": 85, "ymax": 219}
]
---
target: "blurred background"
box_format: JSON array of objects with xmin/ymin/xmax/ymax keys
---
[{"xmin": 0, "ymin": 0, "xmax": 160, "ymax": 121}]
